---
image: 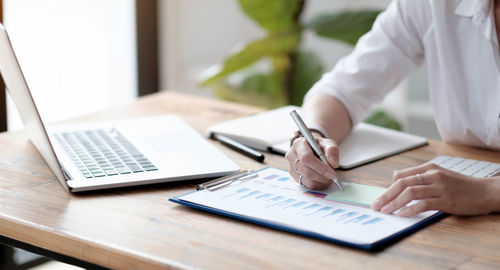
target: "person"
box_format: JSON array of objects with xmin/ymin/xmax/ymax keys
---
[{"xmin": 286, "ymin": 0, "xmax": 500, "ymax": 217}]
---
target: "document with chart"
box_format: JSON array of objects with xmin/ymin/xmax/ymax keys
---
[{"xmin": 170, "ymin": 167, "xmax": 444, "ymax": 250}]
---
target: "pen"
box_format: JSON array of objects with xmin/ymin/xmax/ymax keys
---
[
  {"xmin": 197, "ymin": 170, "xmax": 258, "ymax": 191},
  {"xmin": 210, "ymin": 133, "xmax": 265, "ymax": 163},
  {"xmin": 290, "ymin": 110, "xmax": 344, "ymax": 191}
]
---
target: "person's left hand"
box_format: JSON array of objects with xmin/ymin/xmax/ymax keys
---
[{"xmin": 371, "ymin": 162, "xmax": 494, "ymax": 217}]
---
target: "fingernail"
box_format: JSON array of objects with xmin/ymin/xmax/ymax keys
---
[
  {"xmin": 372, "ymin": 199, "xmax": 381, "ymax": 210},
  {"xmin": 398, "ymin": 209, "xmax": 408, "ymax": 217},
  {"xmin": 381, "ymin": 205, "xmax": 391, "ymax": 214},
  {"xmin": 393, "ymin": 170, "xmax": 398, "ymax": 179},
  {"xmin": 328, "ymin": 155, "xmax": 338, "ymax": 167}
]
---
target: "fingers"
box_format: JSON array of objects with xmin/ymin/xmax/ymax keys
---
[
  {"xmin": 372, "ymin": 174, "xmax": 423, "ymax": 211},
  {"xmin": 379, "ymin": 185, "xmax": 439, "ymax": 214},
  {"xmin": 287, "ymin": 156, "xmax": 332, "ymax": 190},
  {"xmin": 294, "ymin": 138, "xmax": 336, "ymax": 181},
  {"xmin": 297, "ymin": 165, "xmax": 333, "ymax": 190},
  {"xmin": 393, "ymin": 162, "xmax": 441, "ymax": 182},
  {"xmin": 398, "ymin": 198, "xmax": 440, "ymax": 217},
  {"xmin": 317, "ymin": 137, "xmax": 339, "ymax": 168},
  {"xmin": 373, "ymin": 165, "xmax": 450, "ymax": 216},
  {"xmin": 285, "ymin": 138, "xmax": 334, "ymax": 190},
  {"xmin": 285, "ymin": 147, "xmax": 299, "ymax": 180}
]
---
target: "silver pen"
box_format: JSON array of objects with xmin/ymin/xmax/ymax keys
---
[{"xmin": 290, "ymin": 110, "xmax": 344, "ymax": 191}]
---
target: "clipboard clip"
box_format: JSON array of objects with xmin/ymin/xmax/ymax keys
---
[{"xmin": 197, "ymin": 170, "xmax": 258, "ymax": 191}]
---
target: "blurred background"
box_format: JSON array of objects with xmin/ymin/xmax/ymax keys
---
[{"xmin": 0, "ymin": 0, "xmax": 439, "ymax": 269}]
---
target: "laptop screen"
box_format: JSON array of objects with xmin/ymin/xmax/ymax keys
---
[{"xmin": 0, "ymin": 24, "xmax": 68, "ymax": 190}]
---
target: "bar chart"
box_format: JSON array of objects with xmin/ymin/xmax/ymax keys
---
[
  {"xmin": 180, "ymin": 167, "xmax": 439, "ymax": 245},
  {"xmin": 221, "ymin": 186, "xmax": 385, "ymax": 226}
]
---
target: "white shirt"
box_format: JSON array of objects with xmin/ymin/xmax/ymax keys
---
[{"xmin": 306, "ymin": 0, "xmax": 500, "ymax": 151}]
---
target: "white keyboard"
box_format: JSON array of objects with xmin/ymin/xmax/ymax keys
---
[{"xmin": 429, "ymin": 156, "xmax": 500, "ymax": 178}]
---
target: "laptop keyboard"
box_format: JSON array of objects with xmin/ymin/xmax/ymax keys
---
[
  {"xmin": 55, "ymin": 129, "xmax": 157, "ymax": 179},
  {"xmin": 429, "ymin": 156, "xmax": 500, "ymax": 177}
]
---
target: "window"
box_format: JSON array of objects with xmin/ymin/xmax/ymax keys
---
[{"xmin": 4, "ymin": 0, "xmax": 137, "ymax": 131}]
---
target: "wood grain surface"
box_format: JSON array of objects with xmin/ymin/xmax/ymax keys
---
[{"xmin": 0, "ymin": 91, "xmax": 499, "ymax": 269}]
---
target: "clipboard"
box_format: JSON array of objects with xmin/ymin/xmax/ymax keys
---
[{"xmin": 169, "ymin": 167, "xmax": 446, "ymax": 251}]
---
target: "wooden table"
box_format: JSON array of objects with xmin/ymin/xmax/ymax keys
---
[{"xmin": 0, "ymin": 91, "xmax": 499, "ymax": 269}]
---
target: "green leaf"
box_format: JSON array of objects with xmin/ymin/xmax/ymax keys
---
[
  {"xmin": 213, "ymin": 73, "xmax": 287, "ymax": 108},
  {"xmin": 290, "ymin": 51, "xmax": 324, "ymax": 106},
  {"xmin": 199, "ymin": 32, "xmax": 300, "ymax": 86},
  {"xmin": 241, "ymin": 72, "xmax": 282, "ymax": 96},
  {"xmin": 364, "ymin": 110, "xmax": 402, "ymax": 131},
  {"xmin": 238, "ymin": 0, "xmax": 302, "ymax": 33},
  {"xmin": 305, "ymin": 10, "xmax": 381, "ymax": 45}
]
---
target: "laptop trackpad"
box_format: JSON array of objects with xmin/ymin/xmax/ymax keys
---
[{"xmin": 138, "ymin": 133, "xmax": 200, "ymax": 153}]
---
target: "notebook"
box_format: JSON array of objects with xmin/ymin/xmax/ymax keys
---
[
  {"xmin": 169, "ymin": 156, "xmax": 500, "ymax": 250},
  {"xmin": 207, "ymin": 106, "xmax": 428, "ymax": 169}
]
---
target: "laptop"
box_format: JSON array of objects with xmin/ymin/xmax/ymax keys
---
[{"xmin": 0, "ymin": 24, "xmax": 239, "ymax": 192}]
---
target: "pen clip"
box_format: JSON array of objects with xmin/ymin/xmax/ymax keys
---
[{"xmin": 197, "ymin": 170, "xmax": 258, "ymax": 191}]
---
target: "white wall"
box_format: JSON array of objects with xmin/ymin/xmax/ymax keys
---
[
  {"xmin": 159, "ymin": 0, "xmax": 440, "ymax": 138},
  {"xmin": 159, "ymin": 0, "xmax": 392, "ymax": 95},
  {"xmin": 4, "ymin": 0, "xmax": 137, "ymax": 131},
  {"xmin": 159, "ymin": 0, "xmax": 263, "ymax": 96}
]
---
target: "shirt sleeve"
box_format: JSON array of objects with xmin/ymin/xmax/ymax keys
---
[{"xmin": 304, "ymin": 0, "xmax": 431, "ymax": 126}]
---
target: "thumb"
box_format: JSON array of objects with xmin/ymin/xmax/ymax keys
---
[{"xmin": 319, "ymin": 138, "xmax": 339, "ymax": 168}]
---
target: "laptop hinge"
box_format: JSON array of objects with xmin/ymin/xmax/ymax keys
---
[{"xmin": 61, "ymin": 167, "xmax": 73, "ymax": 181}]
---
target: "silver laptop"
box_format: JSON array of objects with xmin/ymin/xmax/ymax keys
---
[{"xmin": 0, "ymin": 24, "xmax": 239, "ymax": 192}]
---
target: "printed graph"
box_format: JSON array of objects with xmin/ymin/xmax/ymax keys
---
[
  {"xmin": 221, "ymin": 187, "xmax": 385, "ymax": 227},
  {"xmin": 180, "ymin": 167, "xmax": 437, "ymax": 246}
]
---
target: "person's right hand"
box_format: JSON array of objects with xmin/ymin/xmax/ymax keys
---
[{"xmin": 285, "ymin": 135, "xmax": 340, "ymax": 190}]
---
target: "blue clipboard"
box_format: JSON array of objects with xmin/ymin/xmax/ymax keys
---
[{"xmin": 169, "ymin": 168, "xmax": 447, "ymax": 251}]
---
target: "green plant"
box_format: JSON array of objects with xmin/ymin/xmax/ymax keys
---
[{"xmin": 199, "ymin": 1, "xmax": 401, "ymax": 130}]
